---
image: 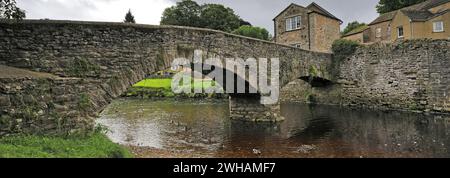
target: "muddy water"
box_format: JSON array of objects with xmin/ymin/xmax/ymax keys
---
[{"xmin": 97, "ymin": 98, "xmax": 450, "ymax": 158}]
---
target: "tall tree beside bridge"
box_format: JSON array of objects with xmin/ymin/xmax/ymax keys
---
[
  {"xmin": 232, "ymin": 25, "xmax": 270, "ymax": 41},
  {"xmin": 160, "ymin": 0, "xmax": 202, "ymax": 27},
  {"xmin": 124, "ymin": 9, "xmax": 136, "ymax": 23},
  {"xmin": 160, "ymin": 0, "xmax": 249, "ymax": 33},
  {"xmin": 376, "ymin": 0, "xmax": 426, "ymax": 14},
  {"xmin": 0, "ymin": 0, "xmax": 26, "ymax": 20}
]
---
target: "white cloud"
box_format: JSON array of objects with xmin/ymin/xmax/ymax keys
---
[{"xmin": 17, "ymin": 0, "xmax": 175, "ymax": 24}]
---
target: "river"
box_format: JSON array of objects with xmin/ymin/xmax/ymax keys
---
[{"xmin": 97, "ymin": 98, "xmax": 450, "ymax": 158}]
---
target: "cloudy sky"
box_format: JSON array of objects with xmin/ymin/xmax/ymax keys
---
[{"xmin": 18, "ymin": 0, "xmax": 380, "ymax": 34}]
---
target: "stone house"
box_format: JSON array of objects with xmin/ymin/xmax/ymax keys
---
[
  {"xmin": 273, "ymin": 2, "xmax": 342, "ymax": 53},
  {"xmin": 346, "ymin": 0, "xmax": 450, "ymax": 44}
]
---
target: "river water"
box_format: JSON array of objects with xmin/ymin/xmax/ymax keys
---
[{"xmin": 97, "ymin": 98, "xmax": 450, "ymax": 158}]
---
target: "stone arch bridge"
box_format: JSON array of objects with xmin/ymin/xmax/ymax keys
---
[{"xmin": 0, "ymin": 20, "xmax": 334, "ymax": 135}]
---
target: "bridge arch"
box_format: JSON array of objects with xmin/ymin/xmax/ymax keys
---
[{"xmin": 0, "ymin": 20, "xmax": 334, "ymax": 134}]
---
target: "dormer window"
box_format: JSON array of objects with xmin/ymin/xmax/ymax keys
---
[{"xmin": 286, "ymin": 16, "xmax": 301, "ymax": 31}]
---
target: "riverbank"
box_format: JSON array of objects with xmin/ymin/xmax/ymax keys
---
[
  {"xmin": 125, "ymin": 78, "xmax": 228, "ymax": 99},
  {"xmin": 0, "ymin": 133, "xmax": 132, "ymax": 158}
]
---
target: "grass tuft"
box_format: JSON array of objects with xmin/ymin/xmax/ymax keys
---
[{"xmin": 0, "ymin": 133, "xmax": 133, "ymax": 158}]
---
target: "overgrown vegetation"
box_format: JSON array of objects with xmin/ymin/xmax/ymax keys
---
[
  {"xmin": 78, "ymin": 93, "xmax": 91, "ymax": 112},
  {"xmin": 124, "ymin": 9, "xmax": 136, "ymax": 23},
  {"xmin": 67, "ymin": 58, "xmax": 100, "ymax": 77},
  {"xmin": 331, "ymin": 39, "xmax": 361, "ymax": 81},
  {"xmin": 332, "ymin": 39, "xmax": 361, "ymax": 61},
  {"xmin": 341, "ymin": 21, "xmax": 367, "ymax": 35},
  {"xmin": 232, "ymin": 25, "xmax": 270, "ymax": 41},
  {"xmin": 160, "ymin": 0, "xmax": 266, "ymax": 34},
  {"xmin": 0, "ymin": 132, "xmax": 133, "ymax": 158}
]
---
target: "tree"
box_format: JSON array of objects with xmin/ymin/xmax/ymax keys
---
[
  {"xmin": 199, "ymin": 4, "xmax": 241, "ymax": 32},
  {"xmin": 160, "ymin": 0, "xmax": 202, "ymax": 27},
  {"xmin": 232, "ymin": 25, "xmax": 270, "ymax": 41},
  {"xmin": 124, "ymin": 9, "xmax": 136, "ymax": 23},
  {"xmin": 0, "ymin": 0, "xmax": 26, "ymax": 20},
  {"xmin": 160, "ymin": 0, "xmax": 248, "ymax": 32},
  {"xmin": 376, "ymin": 0, "xmax": 426, "ymax": 14},
  {"xmin": 342, "ymin": 21, "xmax": 367, "ymax": 35},
  {"xmin": 239, "ymin": 19, "xmax": 252, "ymax": 27}
]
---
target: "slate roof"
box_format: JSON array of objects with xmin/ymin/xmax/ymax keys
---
[
  {"xmin": 369, "ymin": 11, "xmax": 398, "ymax": 25},
  {"xmin": 342, "ymin": 25, "xmax": 369, "ymax": 37},
  {"xmin": 369, "ymin": 0, "xmax": 450, "ymax": 25},
  {"xmin": 401, "ymin": 10, "xmax": 435, "ymax": 21},
  {"xmin": 273, "ymin": 2, "xmax": 342, "ymax": 23}
]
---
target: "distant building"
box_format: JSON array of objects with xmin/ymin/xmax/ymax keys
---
[
  {"xmin": 273, "ymin": 2, "xmax": 342, "ymax": 53},
  {"xmin": 344, "ymin": 0, "xmax": 450, "ymax": 44},
  {"xmin": 342, "ymin": 25, "xmax": 370, "ymax": 43}
]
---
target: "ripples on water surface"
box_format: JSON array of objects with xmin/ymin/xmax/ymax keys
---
[{"xmin": 97, "ymin": 98, "xmax": 450, "ymax": 158}]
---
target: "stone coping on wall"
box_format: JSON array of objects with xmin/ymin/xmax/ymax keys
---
[{"xmin": 0, "ymin": 19, "xmax": 332, "ymax": 55}]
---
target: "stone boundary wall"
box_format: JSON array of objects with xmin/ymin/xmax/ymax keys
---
[
  {"xmin": 282, "ymin": 40, "xmax": 450, "ymax": 113},
  {"xmin": 339, "ymin": 40, "xmax": 449, "ymax": 113}
]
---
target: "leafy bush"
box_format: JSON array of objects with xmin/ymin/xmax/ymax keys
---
[
  {"xmin": 232, "ymin": 25, "xmax": 270, "ymax": 41},
  {"xmin": 332, "ymin": 39, "xmax": 361, "ymax": 60}
]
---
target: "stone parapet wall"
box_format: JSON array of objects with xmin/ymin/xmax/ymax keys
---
[
  {"xmin": 339, "ymin": 40, "xmax": 450, "ymax": 112},
  {"xmin": 282, "ymin": 40, "xmax": 450, "ymax": 113}
]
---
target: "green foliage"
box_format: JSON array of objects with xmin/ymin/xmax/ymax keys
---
[
  {"xmin": 124, "ymin": 9, "xmax": 136, "ymax": 23},
  {"xmin": 304, "ymin": 91, "xmax": 316, "ymax": 104},
  {"xmin": 331, "ymin": 39, "xmax": 361, "ymax": 80},
  {"xmin": 0, "ymin": 133, "xmax": 133, "ymax": 158},
  {"xmin": 332, "ymin": 39, "xmax": 361, "ymax": 60},
  {"xmin": 160, "ymin": 0, "xmax": 247, "ymax": 32},
  {"xmin": 160, "ymin": 0, "xmax": 202, "ymax": 27},
  {"xmin": 309, "ymin": 65, "xmax": 319, "ymax": 77},
  {"xmin": 376, "ymin": 0, "xmax": 426, "ymax": 14},
  {"xmin": 342, "ymin": 21, "xmax": 367, "ymax": 35},
  {"xmin": 128, "ymin": 78, "xmax": 224, "ymax": 98},
  {"xmin": 78, "ymin": 93, "xmax": 91, "ymax": 111},
  {"xmin": 67, "ymin": 58, "xmax": 100, "ymax": 77},
  {"xmin": 232, "ymin": 25, "xmax": 270, "ymax": 40},
  {"xmin": 0, "ymin": 0, "xmax": 26, "ymax": 20},
  {"xmin": 133, "ymin": 78, "xmax": 172, "ymax": 89}
]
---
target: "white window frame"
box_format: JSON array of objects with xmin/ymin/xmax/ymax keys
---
[
  {"xmin": 397, "ymin": 26, "xmax": 404, "ymax": 38},
  {"xmin": 433, "ymin": 21, "xmax": 444, "ymax": 32},
  {"xmin": 376, "ymin": 27, "xmax": 382, "ymax": 38},
  {"xmin": 285, "ymin": 16, "xmax": 301, "ymax": 31}
]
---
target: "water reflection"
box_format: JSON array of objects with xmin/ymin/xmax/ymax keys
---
[{"xmin": 97, "ymin": 99, "xmax": 450, "ymax": 158}]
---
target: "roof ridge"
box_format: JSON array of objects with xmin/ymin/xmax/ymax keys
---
[
  {"xmin": 342, "ymin": 25, "xmax": 369, "ymax": 37},
  {"xmin": 306, "ymin": 2, "xmax": 343, "ymax": 23},
  {"xmin": 272, "ymin": 3, "xmax": 305, "ymax": 20}
]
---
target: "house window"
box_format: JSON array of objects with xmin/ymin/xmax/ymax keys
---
[
  {"xmin": 397, "ymin": 26, "xmax": 404, "ymax": 38},
  {"xmin": 285, "ymin": 16, "xmax": 301, "ymax": 31},
  {"xmin": 376, "ymin": 28, "xmax": 382, "ymax": 38},
  {"xmin": 433, "ymin": 21, "xmax": 444, "ymax": 32}
]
